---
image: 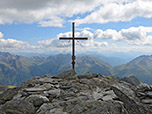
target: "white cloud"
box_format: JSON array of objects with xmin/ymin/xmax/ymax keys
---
[
  {"xmin": 0, "ymin": 38, "xmax": 28, "ymax": 48},
  {"xmin": 74, "ymin": 0, "xmax": 152, "ymax": 25},
  {"xmin": 32, "ymin": 26, "xmax": 152, "ymax": 53},
  {"xmin": 37, "ymin": 29, "xmax": 109, "ymax": 53},
  {"xmin": 1, "ymin": 0, "xmax": 152, "ymax": 27},
  {"xmin": 1, "ymin": 26, "xmax": 152, "ymax": 53},
  {"xmin": 37, "ymin": 38, "xmax": 71, "ymax": 48},
  {"xmin": 0, "ymin": 32, "xmax": 38, "ymax": 52},
  {"xmin": 76, "ymin": 27, "xmax": 92, "ymax": 31},
  {"xmin": 0, "ymin": 32, "xmax": 4, "ymax": 38},
  {"xmin": 94, "ymin": 26, "xmax": 152, "ymax": 45},
  {"xmin": 94, "ymin": 29, "xmax": 122, "ymax": 41},
  {"xmin": 94, "ymin": 41, "xmax": 108, "ymax": 47},
  {"xmin": 0, "ymin": 0, "xmax": 102, "ymax": 27},
  {"xmin": 38, "ymin": 17, "xmax": 64, "ymax": 27}
]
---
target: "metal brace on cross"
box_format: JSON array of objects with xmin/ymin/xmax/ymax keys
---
[{"xmin": 59, "ymin": 22, "xmax": 88, "ymax": 71}]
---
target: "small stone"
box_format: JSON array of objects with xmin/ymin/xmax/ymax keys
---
[
  {"xmin": 25, "ymin": 95, "xmax": 50, "ymax": 107},
  {"xmin": 142, "ymin": 99, "xmax": 152, "ymax": 104},
  {"xmin": 145, "ymin": 91, "xmax": 152, "ymax": 97},
  {"xmin": 44, "ymin": 89, "xmax": 60, "ymax": 99},
  {"xmin": 36, "ymin": 103, "xmax": 54, "ymax": 114}
]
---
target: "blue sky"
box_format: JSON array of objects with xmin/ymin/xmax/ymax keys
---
[{"xmin": 0, "ymin": 0, "xmax": 152, "ymax": 55}]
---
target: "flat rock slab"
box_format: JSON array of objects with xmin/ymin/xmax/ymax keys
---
[
  {"xmin": 146, "ymin": 91, "xmax": 152, "ymax": 97},
  {"xmin": 24, "ymin": 87, "xmax": 46, "ymax": 92},
  {"xmin": 122, "ymin": 76, "xmax": 141, "ymax": 86},
  {"xmin": 142, "ymin": 99, "xmax": 152, "ymax": 104},
  {"xmin": 53, "ymin": 69, "xmax": 76, "ymax": 79},
  {"xmin": 1, "ymin": 100, "xmax": 35, "ymax": 114}
]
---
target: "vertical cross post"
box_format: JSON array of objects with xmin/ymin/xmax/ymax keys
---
[
  {"xmin": 59, "ymin": 22, "xmax": 88, "ymax": 71},
  {"xmin": 72, "ymin": 22, "xmax": 75, "ymax": 70}
]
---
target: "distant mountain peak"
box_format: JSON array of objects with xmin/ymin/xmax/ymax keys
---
[{"xmin": 0, "ymin": 51, "xmax": 152, "ymax": 85}]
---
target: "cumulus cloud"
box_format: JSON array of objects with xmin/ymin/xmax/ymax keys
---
[
  {"xmin": 1, "ymin": 0, "xmax": 152, "ymax": 26},
  {"xmin": 37, "ymin": 29, "xmax": 109, "ymax": 53},
  {"xmin": 0, "ymin": 32, "xmax": 38, "ymax": 52},
  {"xmin": 94, "ymin": 29, "xmax": 122, "ymax": 41},
  {"xmin": 94, "ymin": 26, "xmax": 152, "ymax": 45},
  {"xmin": 0, "ymin": 38, "xmax": 35, "ymax": 51},
  {"xmin": 0, "ymin": 0, "xmax": 101, "ymax": 27},
  {"xmin": 38, "ymin": 17, "xmax": 64, "ymax": 27},
  {"xmin": 76, "ymin": 27, "xmax": 92, "ymax": 31},
  {"xmin": 1, "ymin": 26, "xmax": 152, "ymax": 53},
  {"xmin": 74, "ymin": 0, "xmax": 152, "ymax": 25},
  {"xmin": 0, "ymin": 32, "xmax": 4, "ymax": 38}
]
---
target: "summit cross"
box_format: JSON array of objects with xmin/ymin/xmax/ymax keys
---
[{"xmin": 59, "ymin": 22, "xmax": 88, "ymax": 71}]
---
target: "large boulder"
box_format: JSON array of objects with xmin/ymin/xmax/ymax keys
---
[
  {"xmin": 111, "ymin": 86, "xmax": 152, "ymax": 114},
  {"xmin": 0, "ymin": 84, "xmax": 8, "ymax": 94},
  {"xmin": 121, "ymin": 76, "xmax": 141, "ymax": 86},
  {"xmin": 52, "ymin": 69, "xmax": 76, "ymax": 79},
  {"xmin": 1, "ymin": 99, "xmax": 35, "ymax": 114},
  {"xmin": 36, "ymin": 103, "xmax": 54, "ymax": 114},
  {"xmin": 64, "ymin": 100, "xmax": 127, "ymax": 114},
  {"xmin": 25, "ymin": 95, "xmax": 49, "ymax": 107},
  {"xmin": 0, "ymin": 88, "xmax": 19, "ymax": 104}
]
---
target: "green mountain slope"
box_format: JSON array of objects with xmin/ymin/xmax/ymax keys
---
[
  {"xmin": 1, "ymin": 52, "xmax": 152, "ymax": 85},
  {"xmin": 76, "ymin": 55, "xmax": 112, "ymax": 75},
  {"xmin": 0, "ymin": 52, "xmax": 46, "ymax": 85},
  {"xmin": 0, "ymin": 52, "xmax": 112, "ymax": 85},
  {"xmin": 112, "ymin": 55, "xmax": 152, "ymax": 84}
]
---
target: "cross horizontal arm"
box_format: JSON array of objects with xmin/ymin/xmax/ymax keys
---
[
  {"xmin": 59, "ymin": 37, "xmax": 73, "ymax": 40},
  {"xmin": 74, "ymin": 37, "xmax": 88, "ymax": 40},
  {"xmin": 59, "ymin": 37, "xmax": 88, "ymax": 40}
]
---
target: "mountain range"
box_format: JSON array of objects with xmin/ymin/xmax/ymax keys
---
[{"xmin": 0, "ymin": 51, "xmax": 152, "ymax": 85}]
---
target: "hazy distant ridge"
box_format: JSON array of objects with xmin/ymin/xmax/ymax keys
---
[{"xmin": 0, "ymin": 52, "xmax": 152, "ymax": 85}]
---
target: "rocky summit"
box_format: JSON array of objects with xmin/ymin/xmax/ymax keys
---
[{"xmin": 0, "ymin": 69, "xmax": 152, "ymax": 114}]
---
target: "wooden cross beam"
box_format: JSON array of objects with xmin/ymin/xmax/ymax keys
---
[{"xmin": 59, "ymin": 22, "xmax": 88, "ymax": 71}]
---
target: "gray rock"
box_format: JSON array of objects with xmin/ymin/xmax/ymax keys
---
[
  {"xmin": 0, "ymin": 88, "xmax": 19, "ymax": 104},
  {"xmin": 122, "ymin": 76, "xmax": 141, "ymax": 86},
  {"xmin": 25, "ymin": 95, "xmax": 49, "ymax": 107},
  {"xmin": 142, "ymin": 99, "xmax": 152, "ymax": 104},
  {"xmin": 0, "ymin": 84, "xmax": 8, "ymax": 94},
  {"xmin": 111, "ymin": 86, "xmax": 152, "ymax": 114},
  {"xmin": 77, "ymin": 74, "xmax": 94, "ymax": 79},
  {"xmin": 145, "ymin": 91, "xmax": 152, "ymax": 97},
  {"xmin": 64, "ymin": 100, "xmax": 128, "ymax": 114},
  {"xmin": 92, "ymin": 87, "xmax": 117, "ymax": 101},
  {"xmin": 24, "ymin": 87, "xmax": 46, "ymax": 92},
  {"xmin": 1, "ymin": 99, "xmax": 35, "ymax": 114},
  {"xmin": 0, "ymin": 110, "xmax": 6, "ymax": 114},
  {"xmin": 36, "ymin": 103, "xmax": 54, "ymax": 114},
  {"xmin": 48, "ymin": 107, "xmax": 68, "ymax": 114},
  {"xmin": 112, "ymin": 82, "xmax": 137, "ymax": 101},
  {"xmin": 1, "ymin": 70, "xmax": 152, "ymax": 114},
  {"xmin": 136, "ymin": 84, "xmax": 152, "ymax": 99},
  {"xmin": 136, "ymin": 83, "xmax": 152, "ymax": 92},
  {"xmin": 52, "ymin": 69, "xmax": 76, "ymax": 79},
  {"xmin": 44, "ymin": 89, "xmax": 61, "ymax": 99}
]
